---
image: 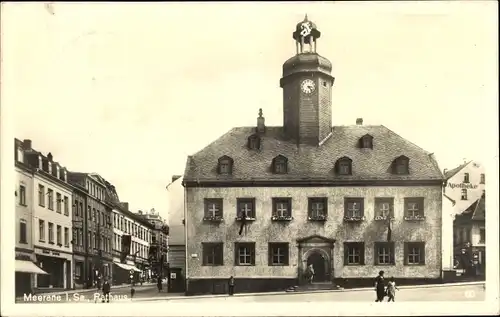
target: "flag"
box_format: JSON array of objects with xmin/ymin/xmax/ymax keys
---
[
  {"xmin": 238, "ymin": 210, "xmax": 247, "ymax": 236},
  {"xmin": 386, "ymin": 215, "xmax": 392, "ymax": 242}
]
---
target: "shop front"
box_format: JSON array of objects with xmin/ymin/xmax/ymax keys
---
[
  {"xmin": 112, "ymin": 258, "xmax": 142, "ymax": 285},
  {"xmin": 15, "ymin": 250, "xmax": 48, "ymax": 297},
  {"xmin": 73, "ymin": 255, "xmax": 86, "ymax": 289},
  {"xmin": 34, "ymin": 247, "xmax": 72, "ymax": 290}
]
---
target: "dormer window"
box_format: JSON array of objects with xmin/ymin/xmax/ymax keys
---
[
  {"xmin": 272, "ymin": 155, "xmax": 288, "ymax": 174},
  {"xmin": 16, "ymin": 146, "xmax": 24, "ymax": 163},
  {"xmin": 217, "ymin": 156, "xmax": 234, "ymax": 175},
  {"xmin": 247, "ymin": 134, "xmax": 261, "ymax": 150},
  {"xmin": 38, "ymin": 156, "xmax": 43, "ymax": 169},
  {"xmin": 392, "ymin": 155, "xmax": 410, "ymax": 175},
  {"xmin": 335, "ymin": 157, "xmax": 352, "ymax": 175},
  {"xmin": 359, "ymin": 134, "xmax": 373, "ymax": 149}
]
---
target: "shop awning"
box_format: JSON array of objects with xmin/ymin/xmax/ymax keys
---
[
  {"xmin": 113, "ymin": 262, "xmax": 142, "ymax": 272},
  {"xmin": 15, "ymin": 260, "xmax": 49, "ymax": 275}
]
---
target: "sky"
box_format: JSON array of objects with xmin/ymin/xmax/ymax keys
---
[{"xmin": 2, "ymin": 1, "xmax": 498, "ymax": 219}]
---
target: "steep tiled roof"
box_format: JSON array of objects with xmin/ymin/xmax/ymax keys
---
[
  {"xmin": 444, "ymin": 161, "xmax": 471, "ymax": 180},
  {"xmin": 183, "ymin": 125, "xmax": 443, "ymax": 184},
  {"xmin": 472, "ymin": 194, "xmax": 485, "ymax": 221}
]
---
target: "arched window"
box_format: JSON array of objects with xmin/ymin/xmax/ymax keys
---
[
  {"xmin": 247, "ymin": 134, "xmax": 261, "ymax": 150},
  {"xmin": 217, "ymin": 155, "xmax": 234, "ymax": 175},
  {"xmin": 272, "ymin": 155, "xmax": 288, "ymax": 174},
  {"xmin": 359, "ymin": 134, "xmax": 373, "ymax": 149},
  {"xmin": 335, "ymin": 157, "xmax": 352, "ymax": 175},
  {"xmin": 392, "ymin": 155, "xmax": 410, "ymax": 175}
]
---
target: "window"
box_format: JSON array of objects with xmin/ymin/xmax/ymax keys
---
[
  {"xmin": 236, "ymin": 198, "xmax": 256, "ymax": 219},
  {"xmin": 374, "ymin": 242, "xmax": 395, "ymax": 265},
  {"xmin": 19, "ymin": 185, "xmax": 27, "ymax": 206},
  {"xmin": 392, "ymin": 156, "xmax": 410, "ymax": 175},
  {"xmin": 272, "ymin": 198, "xmax": 292, "ymax": 219},
  {"xmin": 56, "ymin": 225, "xmax": 62, "ymax": 245},
  {"xmin": 48, "ymin": 222, "xmax": 54, "ymax": 243},
  {"xmin": 308, "ymin": 197, "xmax": 327, "ymax": 220},
  {"xmin": 480, "ymin": 173, "xmax": 485, "ymax": 184},
  {"xmin": 93, "ymin": 233, "xmax": 97, "ymax": 249},
  {"xmin": 39, "ymin": 220, "xmax": 45, "ymax": 242},
  {"xmin": 463, "ymin": 173, "xmax": 470, "ymax": 183},
  {"xmin": 272, "ymin": 155, "xmax": 288, "ymax": 174},
  {"xmin": 204, "ymin": 198, "xmax": 223, "ymax": 220},
  {"xmin": 344, "ymin": 198, "xmax": 364, "ymax": 218},
  {"xmin": 336, "ymin": 157, "xmax": 352, "ymax": 175},
  {"xmin": 17, "ymin": 146, "xmax": 24, "ymax": 162},
  {"xmin": 202, "ymin": 242, "xmax": 224, "ymax": 266},
  {"xmin": 93, "ymin": 208, "xmax": 96, "ymax": 222},
  {"xmin": 38, "ymin": 185, "xmax": 45, "ymax": 207},
  {"xmin": 56, "ymin": 193, "xmax": 62, "ymax": 213},
  {"xmin": 19, "ymin": 220, "xmax": 27, "ymax": 244},
  {"xmin": 64, "ymin": 228, "xmax": 69, "ymax": 247},
  {"xmin": 64, "ymin": 197, "xmax": 69, "ymax": 215},
  {"xmin": 344, "ymin": 242, "xmax": 365, "ymax": 265},
  {"xmin": 404, "ymin": 197, "xmax": 424, "ymax": 219},
  {"xmin": 268, "ymin": 243, "xmax": 289, "ymax": 266},
  {"xmin": 404, "ymin": 242, "xmax": 425, "ymax": 265},
  {"xmin": 479, "ymin": 228, "xmax": 485, "ymax": 243},
  {"xmin": 359, "ymin": 134, "xmax": 373, "ymax": 149},
  {"xmin": 461, "ymin": 189, "xmax": 468, "ymax": 200},
  {"xmin": 235, "ymin": 242, "xmax": 255, "ymax": 266},
  {"xmin": 374, "ymin": 198, "xmax": 393, "ymax": 219},
  {"xmin": 47, "ymin": 189, "xmax": 54, "ymax": 210},
  {"xmin": 217, "ymin": 156, "xmax": 233, "ymax": 175},
  {"xmin": 87, "ymin": 206, "xmax": 91, "ymax": 220},
  {"xmin": 247, "ymin": 135, "xmax": 260, "ymax": 150}
]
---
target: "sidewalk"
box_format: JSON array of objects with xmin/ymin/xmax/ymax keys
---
[{"xmin": 125, "ymin": 281, "xmax": 486, "ymax": 302}]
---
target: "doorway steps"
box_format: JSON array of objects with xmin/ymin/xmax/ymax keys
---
[{"xmin": 287, "ymin": 282, "xmax": 342, "ymax": 293}]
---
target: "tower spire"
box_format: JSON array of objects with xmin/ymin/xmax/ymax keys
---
[{"xmin": 293, "ymin": 15, "xmax": 321, "ymax": 54}]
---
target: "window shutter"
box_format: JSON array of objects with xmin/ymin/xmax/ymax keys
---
[
  {"xmin": 343, "ymin": 243, "xmax": 348, "ymax": 265},
  {"xmin": 420, "ymin": 198, "xmax": 425, "ymax": 217},
  {"xmin": 284, "ymin": 244, "xmax": 290, "ymax": 266},
  {"xmin": 359, "ymin": 242, "xmax": 365, "ymax": 265},
  {"xmin": 343, "ymin": 199, "xmax": 348, "ymax": 217},
  {"xmin": 218, "ymin": 243, "xmax": 224, "ymax": 265},
  {"xmin": 307, "ymin": 199, "xmax": 312, "ymax": 218},
  {"xmin": 272, "ymin": 199, "xmax": 276, "ymax": 217},
  {"xmin": 403, "ymin": 243, "xmax": 409, "ymax": 265},
  {"xmin": 420, "ymin": 242, "xmax": 426, "ymax": 265},
  {"xmin": 234, "ymin": 243, "xmax": 239, "ymax": 265},
  {"xmin": 360, "ymin": 199, "xmax": 365, "ymax": 216},
  {"xmin": 268, "ymin": 244, "xmax": 272, "ymax": 266},
  {"xmin": 288, "ymin": 199, "xmax": 292, "ymax": 217},
  {"xmin": 403, "ymin": 199, "xmax": 408, "ymax": 217},
  {"xmin": 251, "ymin": 244, "xmax": 256, "ymax": 265}
]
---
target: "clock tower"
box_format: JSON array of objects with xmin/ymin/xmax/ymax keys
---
[{"xmin": 279, "ymin": 15, "xmax": 335, "ymax": 146}]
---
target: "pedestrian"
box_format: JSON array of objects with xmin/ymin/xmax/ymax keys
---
[
  {"xmin": 101, "ymin": 278, "xmax": 111, "ymax": 303},
  {"xmin": 374, "ymin": 270, "xmax": 386, "ymax": 302},
  {"xmin": 308, "ymin": 264, "xmax": 315, "ymax": 284},
  {"xmin": 228, "ymin": 276, "xmax": 235, "ymax": 296},
  {"xmin": 157, "ymin": 276, "xmax": 163, "ymax": 293},
  {"xmin": 386, "ymin": 277, "xmax": 399, "ymax": 302}
]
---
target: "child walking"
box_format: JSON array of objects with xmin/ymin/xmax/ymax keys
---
[{"xmin": 386, "ymin": 277, "xmax": 399, "ymax": 302}]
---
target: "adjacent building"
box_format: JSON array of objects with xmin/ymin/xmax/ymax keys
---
[
  {"xmin": 441, "ymin": 160, "xmax": 486, "ymax": 279},
  {"xmin": 138, "ymin": 209, "xmax": 169, "ymax": 279},
  {"xmin": 182, "ymin": 17, "xmax": 444, "ymax": 295},
  {"xmin": 67, "ymin": 172, "xmax": 113, "ymax": 287},
  {"xmin": 166, "ymin": 175, "xmax": 186, "ymax": 292},
  {"xmin": 19, "ymin": 139, "xmax": 74, "ymax": 290},
  {"xmin": 14, "ymin": 139, "xmax": 48, "ymax": 297}
]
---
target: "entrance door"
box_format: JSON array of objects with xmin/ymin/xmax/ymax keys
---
[{"xmin": 307, "ymin": 252, "xmax": 328, "ymax": 282}]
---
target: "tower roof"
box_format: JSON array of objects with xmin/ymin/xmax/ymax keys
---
[
  {"xmin": 282, "ymin": 53, "xmax": 332, "ymax": 78},
  {"xmin": 293, "ymin": 14, "xmax": 321, "ymax": 42}
]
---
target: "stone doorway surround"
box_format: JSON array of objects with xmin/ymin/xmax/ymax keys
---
[{"xmin": 296, "ymin": 235, "xmax": 336, "ymax": 284}]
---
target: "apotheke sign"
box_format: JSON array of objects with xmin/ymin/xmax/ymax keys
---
[{"xmin": 447, "ymin": 183, "xmax": 478, "ymax": 189}]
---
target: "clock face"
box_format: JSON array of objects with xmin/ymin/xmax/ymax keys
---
[{"xmin": 301, "ymin": 79, "xmax": 315, "ymax": 94}]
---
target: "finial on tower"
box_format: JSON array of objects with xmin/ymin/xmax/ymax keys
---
[
  {"xmin": 293, "ymin": 15, "xmax": 321, "ymax": 54},
  {"xmin": 258, "ymin": 108, "xmax": 263, "ymax": 118},
  {"xmin": 257, "ymin": 108, "xmax": 265, "ymax": 133}
]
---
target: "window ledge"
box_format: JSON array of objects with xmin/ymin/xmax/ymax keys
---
[
  {"xmin": 39, "ymin": 240, "xmax": 46, "ymax": 243},
  {"xmin": 236, "ymin": 264, "xmax": 254, "ymax": 266},
  {"xmin": 235, "ymin": 217, "xmax": 256, "ymax": 222},
  {"xmin": 374, "ymin": 216, "xmax": 394, "ymax": 221},
  {"xmin": 405, "ymin": 263, "xmax": 426, "ymax": 266},
  {"xmin": 48, "ymin": 241, "xmax": 55, "ymax": 245},
  {"xmin": 344, "ymin": 263, "xmax": 365, "ymax": 266},
  {"xmin": 19, "ymin": 241, "xmax": 28, "ymax": 244},
  {"xmin": 271, "ymin": 216, "xmax": 293, "ymax": 221},
  {"xmin": 343, "ymin": 216, "xmax": 366, "ymax": 222},
  {"xmin": 374, "ymin": 263, "xmax": 396, "ymax": 266},
  {"xmin": 270, "ymin": 263, "xmax": 288, "ymax": 266},
  {"xmin": 19, "ymin": 203, "xmax": 28, "ymax": 207},
  {"xmin": 203, "ymin": 217, "xmax": 224, "ymax": 222},
  {"xmin": 404, "ymin": 216, "xmax": 426, "ymax": 221},
  {"xmin": 201, "ymin": 264, "xmax": 224, "ymax": 267},
  {"xmin": 308, "ymin": 216, "xmax": 328, "ymax": 222}
]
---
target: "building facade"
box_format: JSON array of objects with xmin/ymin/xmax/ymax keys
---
[
  {"xmin": 166, "ymin": 175, "xmax": 186, "ymax": 292},
  {"xmin": 182, "ymin": 17, "xmax": 444, "ymax": 295},
  {"xmin": 139, "ymin": 209, "xmax": 169, "ymax": 279},
  {"xmin": 20, "ymin": 139, "xmax": 74, "ymax": 290},
  {"xmin": 441, "ymin": 160, "xmax": 485, "ymax": 278},
  {"xmin": 112, "ymin": 202, "xmax": 153, "ymax": 285},
  {"xmin": 70, "ymin": 182, "xmax": 88, "ymax": 288},
  {"xmin": 67, "ymin": 172, "xmax": 113, "ymax": 287}
]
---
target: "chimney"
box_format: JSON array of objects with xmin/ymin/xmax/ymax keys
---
[
  {"xmin": 121, "ymin": 202, "xmax": 129, "ymax": 211},
  {"xmin": 356, "ymin": 118, "xmax": 363, "ymax": 125},
  {"xmin": 47, "ymin": 152, "xmax": 53, "ymax": 161},
  {"xmin": 443, "ymin": 168, "xmax": 448, "ymax": 174},
  {"xmin": 171, "ymin": 175, "xmax": 182, "ymax": 183},
  {"xmin": 138, "ymin": 210, "xmax": 143, "ymax": 215},
  {"xmin": 23, "ymin": 139, "xmax": 32, "ymax": 150},
  {"xmin": 257, "ymin": 108, "xmax": 266, "ymax": 133}
]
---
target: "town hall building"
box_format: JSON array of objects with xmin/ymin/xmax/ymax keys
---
[{"xmin": 182, "ymin": 16, "xmax": 444, "ymax": 295}]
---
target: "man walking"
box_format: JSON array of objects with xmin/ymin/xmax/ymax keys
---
[
  {"xmin": 228, "ymin": 276, "xmax": 235, "ymax": 296},
  {"xmin": 101, "ymin": 278, "xmax": 111, "ymax": 303},
  {"xmin": 374, "ymin": 270, "xmax": 386, "ymax": 302}
]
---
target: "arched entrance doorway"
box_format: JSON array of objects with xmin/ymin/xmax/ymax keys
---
[{"xmin": 306, "ymin": 251, "xmax": 328, "ymax": 282}]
